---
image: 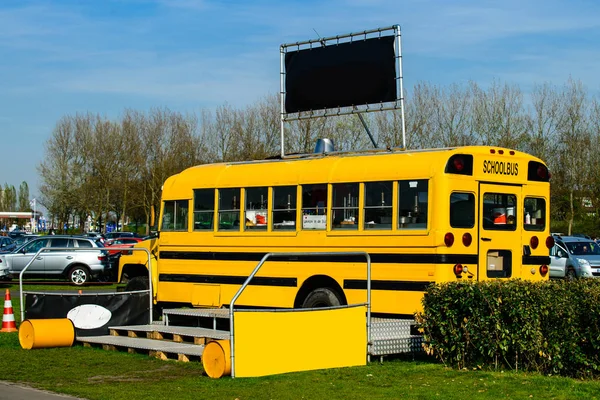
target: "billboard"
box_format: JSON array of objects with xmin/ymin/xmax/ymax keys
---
[{"xmin": 284, "ymin": 35, "xmax": 397, "ymax": 114}]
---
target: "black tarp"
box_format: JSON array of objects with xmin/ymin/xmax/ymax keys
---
[
  {"xmin": 24, "ymin": 291, "xmax": 150, "ymax": 337},
  {"xmin": 284, "ymin": 35, "xmax": 397, "ymax": 114}
]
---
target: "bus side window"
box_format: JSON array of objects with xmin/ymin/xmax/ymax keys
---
[
  {"xmin": 450, "ymin": 192, "xmax": 475, "ymax": 228},
  {"xmin": 272, "ymin": 186, "xmax": 297, "ymax": 230},
  {"xmin": 364, "ymin": 181, "xmax": 392, "ymax": 230},
  {"xmin": 245, "ymin": 187, "xmax": 268, "ymax": 231},
  {"xmin": 162, "ymin": 200, "xmax": 189, "ymax": 231},
  {"xmin": 398, "ymin": 179, "xmax": 428, "ymax": 230},
  {"xmin": 174, "ymin": 200, "xmax": 189, "ymax": 231},
  {"xmin": 193, "ymin": 189, "xmax": 215, "ymax": 230},
  {"xmin": 218, "ymin": 188, "xmax": 241, "ymax": 231},
  {"xmin": 331, "ymin": 183, "xmax": 359, "ymax": 230},
  {"xmin": 301, "ymin": 184, "xmax": 327, "ymax": 230},
  {"xmin": 162, "ymin": 201, "xmax": 175, "ymax": 231}
]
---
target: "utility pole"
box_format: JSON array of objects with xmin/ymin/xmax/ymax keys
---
[{"xmin": 29, "ymin": 198, "xmax": 36, "ymax": 233}]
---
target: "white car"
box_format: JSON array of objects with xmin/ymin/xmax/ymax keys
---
[
  {"xmin": 0, "ymin": 264, "xmax": 9, "ymax": 280},
  {"xmin": 549, "ymin": 236, "xmax": 600, "ymax": 279}
]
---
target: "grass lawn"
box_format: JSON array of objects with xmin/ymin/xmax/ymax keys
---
[{"xmin": 1, "ymin": 285, "xmax": 600, "ymax": 399}]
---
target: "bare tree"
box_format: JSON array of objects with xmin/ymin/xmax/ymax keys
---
[
  {"xmin": 471, "ymin": 81, "xmax": 528, "ymax": 149},
  {"xmin": 38, "ymin": 116, "xmax": 78, "ymax": 232},
  {"xmin": 554, "ymin": 79, "xmax": 591, "ymax": 234},
  {"xmin": 588, "ymin": 97, "xmax": 600, "ymax": 221},
  {"xmin": 525, "ymin": 83, "xmax": 563, "ymax": 163}
]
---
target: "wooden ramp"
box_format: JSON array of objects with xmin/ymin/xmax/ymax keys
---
[
  {"xmin": 77, "ymin": 310, "xmax": 230, "ymax": 363},
  {"xmin": 79, "ymin": 335, "xmax": 204, "ymax": 362}
]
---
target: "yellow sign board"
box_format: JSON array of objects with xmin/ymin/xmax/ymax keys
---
[{"xmin": 233, "ymin": 305, "xmax": 367, "ymax": 377}]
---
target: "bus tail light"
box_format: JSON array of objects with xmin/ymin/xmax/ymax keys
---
[
  {"xmin": 546, "ymin": 236, "xmax": 555, "ymax": 249},
  {"xmin": 453, "ymin": 264, "xmax": 463, "ymax": 275},
  {"xmin": 530, "ymin": 236, "xmax": 539, "ymax": 249},
  {"xmin": 444, "ymin": 233, "xmax": 454, "ymax": 247},
  {"xmin": 528, "ymin": 161, "xmax": 550, "ymax": 182},
  {"xmin": 462, "ymin": 233, "xmax": 472, "ymax": 247},
  {"xmin": 539, "ymin": 265, "xmax": 549, "ymax": 276},
  {"xmin": 445, "ymin": 155, "xmax": 474, "ymax": 175}
]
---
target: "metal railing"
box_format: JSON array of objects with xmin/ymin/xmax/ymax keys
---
[
  {"xmin": 19, "ymin": 246, "xmax": 153, "ymax": 324},
  {"xmin": 229, "ymin": 251, "xmax": 372, "ymax": 378}
]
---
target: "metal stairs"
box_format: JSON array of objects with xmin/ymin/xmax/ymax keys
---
[{"xmin": 77, "ymin": 307, "xmax": 422, "ymax": 363}]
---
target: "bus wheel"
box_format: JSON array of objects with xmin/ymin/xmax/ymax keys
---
[
  {"xmin": 125, "ymin": 276, "xmax": 149, "ymax": 291},
  {"xmin": 301, "ymin": 288, "xmax": 342, "ymax": 308}
]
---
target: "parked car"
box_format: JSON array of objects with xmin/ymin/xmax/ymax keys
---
[
  {"xmin": 0, "ymin": 258, "xmax": 9, "ymax": 280},
  {"xmin": 104, "ymin": 231, "xmax": 137, "ymax": 243},
  {"xmin": 12, "ymin": 234, "xmax": 40, "ymax": 248},
  {"xmin": 572, "ymin": 233, "xmax": 592, "ymax": 240},
  {"xmin": 8, "ymin": 230, "xmax": 27, "ymax": 239},
  {"xmin": 549, "ymin": 236, "xmax": 600, "ymax": 279},
  {"xmin": 105, "ymin": 237, "xmax": 144, "ymax": 255},
  {"xmin": 0, "ymin": 235, "xmax": 111, "ymax": 285},
  {"xmin": 0, "ymin": 237, "xmax": 17, "ymax": 254}
]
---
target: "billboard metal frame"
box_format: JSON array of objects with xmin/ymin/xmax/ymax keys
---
[{"xmin": 279, "ymin": 25, "xmax": 406, "ymax": 156}]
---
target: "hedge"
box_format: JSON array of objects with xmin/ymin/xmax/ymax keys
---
[{"xmin": 415, "ymin": 279, "xmax": 600, "ymax": 378}]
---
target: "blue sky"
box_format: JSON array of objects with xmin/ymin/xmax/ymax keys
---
[{"xmin": 1, "ymin": 0, "xmax": 599, "ymax": 201}]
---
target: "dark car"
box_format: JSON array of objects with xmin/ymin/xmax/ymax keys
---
[
  {"xmin": 572, "ymin": 233, "xmax": 592, "ymax": 240},
  {"xmin": 0, "ymin": 237, "xmax": 17, "ymax": 253},
  {"xmin": 8, "ymin": 230, "xmax": 27, "ymax": 239},
  {"xmin": 104, "ymin": 231, "xmax": 136, "ymax": 241},
  {"xmin": 13, "ymin": 234, "xmax": 40, "ymax": 248}
]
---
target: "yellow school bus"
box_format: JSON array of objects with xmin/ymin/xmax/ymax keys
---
[{"xmin": 119, "ymin": 145, "xmax": 552, "ymax": 317}]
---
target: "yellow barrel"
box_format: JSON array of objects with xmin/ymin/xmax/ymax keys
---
[
  {"xmin": 202, "ymin": 339, "xmax": 231, "ymax": 378},
  {"xmin": 19, "ymin": 319, "xmax": 75, "ymax": 350}
]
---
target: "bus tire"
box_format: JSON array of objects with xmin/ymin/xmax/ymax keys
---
[
  {"xmin": 125, "ymin": 276, "xmax": 149, "ymax": 291},
  {"xmin": 301, "ymin": 287, "xmax": 342, "ymax": 308}
]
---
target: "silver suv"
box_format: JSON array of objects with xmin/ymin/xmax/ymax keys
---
[
  {"xmin": 549, "ymin": 236, "xmax": 600, "ymax": 279},
  {"xmin": 0, "ymin": 235, "xmax": 110, "ymax": 285}
]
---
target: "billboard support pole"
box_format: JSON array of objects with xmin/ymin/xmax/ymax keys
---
[
  {"xmin": 395, "ymin": 25, "xmax": 407, "ymax": 150},
  {"xmin": 356, "ymin": 113, "xmax": 378, "ymax": 148},
  {"xmin": 280, "ymin": 45, "xmax": 286, "ymax": 158}
]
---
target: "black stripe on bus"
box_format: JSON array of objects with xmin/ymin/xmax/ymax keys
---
[
  {"xmin": 344, "ymin": 279, "xmax": 433, "ymax": 292},
  {"xmin": 479, "ymin": 180, "xmax": 523, "ymax": 187},
  {"xmin": 159, "ymin": 273, "xmax": 297, "ymax": 287},
  {"xmin": 522, "ymin": 255, "xmax": 551, "ymax": 265},
  {"xmin": 159, "ymin": 251, "xmax": 478, "ymax": 265}
]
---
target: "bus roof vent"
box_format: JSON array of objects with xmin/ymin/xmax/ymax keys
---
[{"xmin": 314, "ymin": 138, "xmax": 335, "ymax": 154}]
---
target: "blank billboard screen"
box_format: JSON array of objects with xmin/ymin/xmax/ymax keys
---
[{"xmin": 284, "ymin": 35, "xmax": 397, "ymax": 114}]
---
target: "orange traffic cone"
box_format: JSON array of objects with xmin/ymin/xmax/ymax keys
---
[{"xmin": 1, "ymin": 289, "xmax": 17, "ymax": 333}]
